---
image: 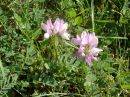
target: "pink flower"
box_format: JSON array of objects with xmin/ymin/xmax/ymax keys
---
[
  {"xmin": 41, "ymin": 18, "xmax": 70, "ymax": 40},
  {"xmin": 71, "ymin": 31, "xmax": 88, "ymax": 46},
  {"xmin": 41, "ymin": 18, "xmax": 53, "ymax": 39},
  {"xmin": 54, "ymin": 18, "xmax": 70, "ymax": 40},
  {"xmin": 72, "ymin": 31, "xmax": 103, "ymax": 65}
]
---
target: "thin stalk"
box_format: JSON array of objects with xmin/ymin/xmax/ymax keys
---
[
  {"xmin": 34, "ymin": 92, "xmax": 86, "ymax": 97},
  {"xmin": 91, "ymin": 0, "xmax": 94, "ymax": 32},
  {"xmin": 97, "ymin": 36, "xmax": 127, "ymax": 39}
]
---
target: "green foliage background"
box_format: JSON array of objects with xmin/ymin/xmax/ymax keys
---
[{"xmin": 0, "ymin": 0, "xmax": 130, "ymax": 97}]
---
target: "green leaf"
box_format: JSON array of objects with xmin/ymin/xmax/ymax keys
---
[
  {"xmin": 27, "ymin": 45, "xmax": 36, "ymax": 56},
  {"xmin": 0, "ymin": 60, "xmax": 5, "ymax": 79},
  {"xmin": 67, "ymin": 8, "xmax": 76, "ymax": 18},
  {"xmin": 84, "ymin": 74, "xmax": 97, "ymax": 87},
  {"xmin": 44, "ymin": 63, "xmax": 49, "ymax": 69},
  {"xmin": 121, "ymin": 84, "xmax": 130, "ymax": 89},
  {"xmin": 32, "ymin": 29, "xmax": 41, "ymax": 41},
  {"xmin": 0, "ymin": 8, "xmax": 3, "ymax": 15},
  {"xmin": 95, "ymin": 20, "xmax": 114, "ymax": 23},
  {"xmin": 39, "ymin": 39, "xmax": 49, "ymax": 48},
  {"xmin": 14, "ymin": 13, "xmax": 21, "ymax": 23},
  {"xmin": 118, "ymin": 72, "xmax": 130, "ymax": 78},
  {"xmin": 74, "ymin": 16, "xmax": 82, "ymax": 25},
  {"xmin": 21, "ymin": 81, "xmax": 29, "ymax": 88}
]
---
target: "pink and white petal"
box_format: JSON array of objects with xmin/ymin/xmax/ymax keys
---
[
  {"xmin": 81, "ymin": 35, "xmax": 89, "ymax": 45},
  {"xmin": 60, "ymin": 23, "xmax": 68, "ymax": 34},
  {"xmin": 88, "ymin": 32, "xmax": 98, "ymax": 48},
  {"xmin": 81, "ymin": 31, "xmax": 87, "ymax": 39},
  {"xmin": 90, "ymin": 48, "xmax": 103, "ymax": 55},
  {"xmin": 60, "ymin": 19, "xmax": 64, "ymax": 26},
  {"xmin": 47, "ymin": 29, "xmax": 53, "ymax": 35},
  {"xmin": 92, "ymin": 56, "xmax": 98, "ymax": 61},
  {"xmin": 89, "ymin": 32, "xmax": 98, "ymax": 48},
  {"xmin": 54, "ymin": 18, "xmax": 60, "ymax": 24},
  {"xmin": 79, "ymin": 45, "xmax": 85, "ymax": 52},
  {"xmin": 85, "ymin": 55, "xmax": 93, "ymax": 65},
  {"xmin": 90, "ymin": 37, "xmax": 98, "ymax": 48},
  {"xmin": 71, "ymin": 36, "xmax": 81, "ymax": 45},
  {"xmin": 91, "ymin": 32, "xmax": 96, "ymax": 36},
  {"xmin": 60, "ymin": 32, "xmax": 70, "ymax": 40},
  {"xmin": 75, "ymin": 45, "xmax": 85, "ymax": 59},
  {"xmin": 63, "ymin": 23, "xmax": 68, "ymax": 30},
  {"xmin": 81, "ymin": 38, "xmax": 87, "ymax": 45},
  {"xmin": 47, "ymin": 18, "xmax": 53, "ymax": 29},
  {"xmin": 54, "ymin": 18, "xmax": 60, "ymax": 34},
  {"xmin": 81, "ymin": 52, "xmax": 86, "ymax": 57},
  {"xmin": 44, "ymin": 33, "xmax": 50, "ymax": 39},
  {"xmin": 89, "ymin": 32, "xmax": 96, "ymax": 40},
  {"xmin": 75, "ymin": 50, "xmax": 85, "ymax": 60},
  {"xmin": 41, "ymin": 23, "xmax": 47, "ymax": 32},
  {"xmin": 81, "ymin": 31, "xmax": 89, "ymax": 45}
]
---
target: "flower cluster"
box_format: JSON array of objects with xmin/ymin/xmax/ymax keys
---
[
  {"xmin": 72, "ymin": 31, "xmax": 103, "ymax": 65},
  {"xmin": 41, "ymin": 18, "xmax": 103, "ymax": 65},
  {"xmin": 41, "ymin": 18, "xmax": 70, "ymax": 40}
]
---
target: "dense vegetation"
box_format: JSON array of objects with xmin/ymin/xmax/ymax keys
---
[{"xmin": 0, "ymin": 0, "xmax": 130, "ymax": 97}]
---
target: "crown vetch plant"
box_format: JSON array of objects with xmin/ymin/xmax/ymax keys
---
[
  {"xmin": 41, "ymin": 18, "xmax": 102, "ymax": 65},
  {"xmin": 72, "ymin": 31, "xmax": 103, "ymax": 65}
]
